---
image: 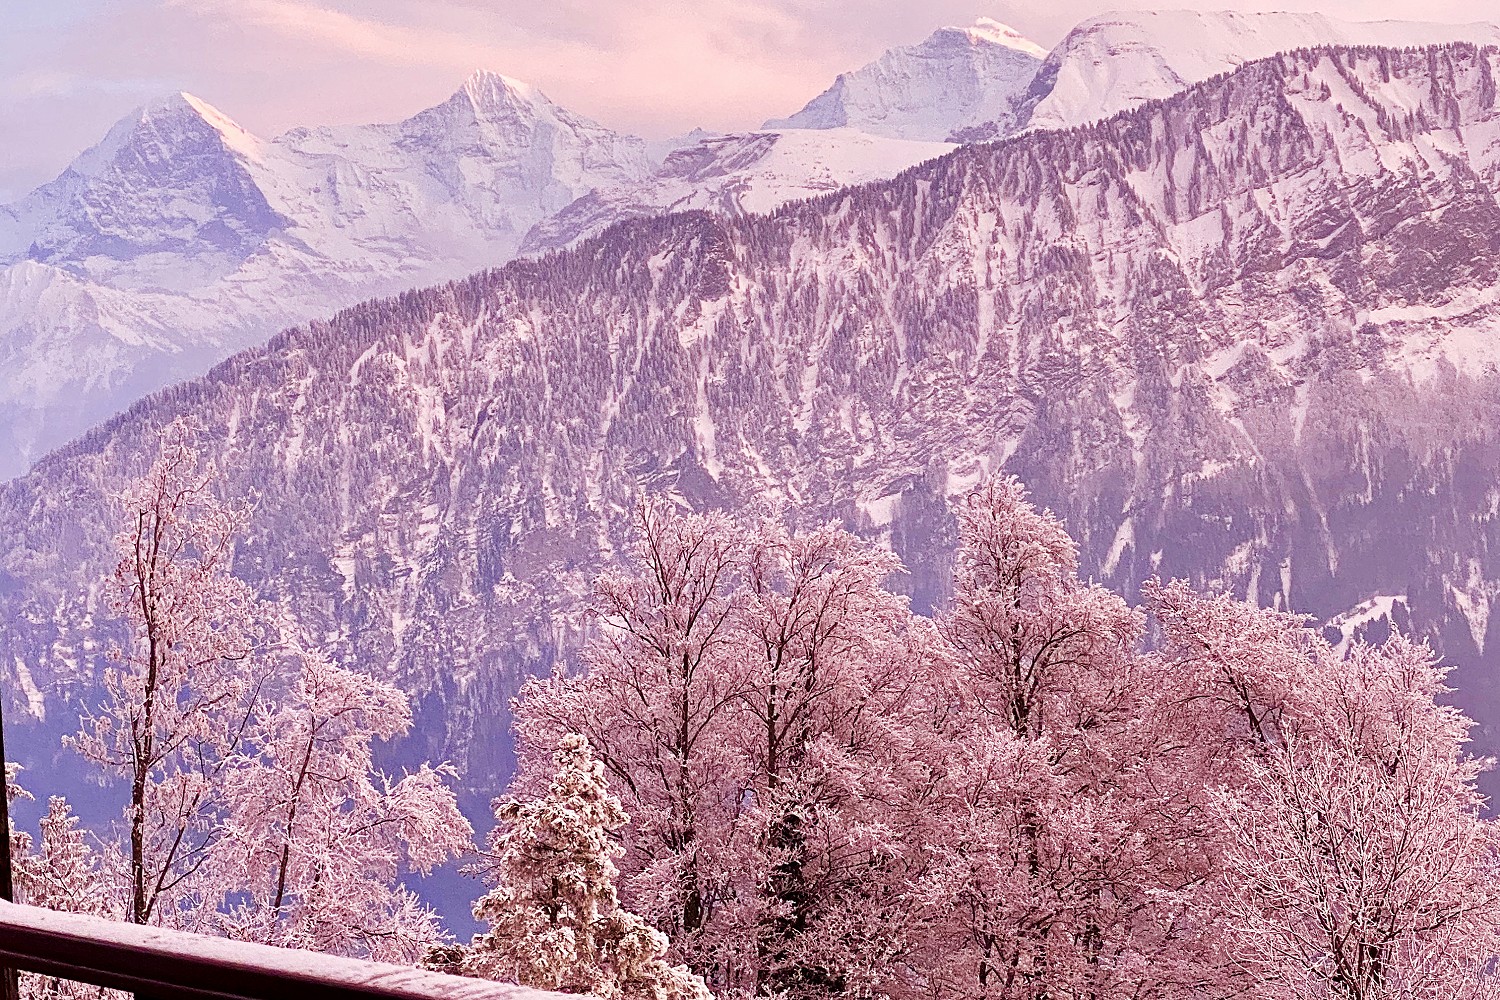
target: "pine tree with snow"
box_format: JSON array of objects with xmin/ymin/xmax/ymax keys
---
[
  {"xmin": 18, "ymin": 796, "xmax": 111, "ymax": 918},
  {"xmin": 6, "ymin": 772, "xmax": 120, "ymax": 998},
  {"xmin": 4, "ymin": 763, "xmax": 31, "ymax": 878},
  {"xmin": 460, "ymin": 734, "xmax": 711, "ymax": 1000}
]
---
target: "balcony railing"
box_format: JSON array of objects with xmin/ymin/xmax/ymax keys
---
[{"xmin": 0, "ymin": 901, "xmax": 566, "ymax": 1000}]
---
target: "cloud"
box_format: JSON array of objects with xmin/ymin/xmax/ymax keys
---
[
  {"xmin": 116, "ymin": 0, "xmax": 862, "ymax": 142},
  {"xmin": 160, "ymin": 0, "xmax": 499, "ymax": 68}
]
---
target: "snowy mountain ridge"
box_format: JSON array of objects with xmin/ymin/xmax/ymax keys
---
[
  {"xmin": 520, "ymin": 128, "xmax": 956, "ymax": 255},
  {"xmin": 4, "ymin": 9, "xmax": 1499, "ymax": 487},
  {"xmin": 7, "ymin": 44, "xmax": 1500, "ymax": 800},
  {"xmin": 767, "ymin": 10, "xmax": 1500, "ymax": 144},
  {"xmin": 1024, "ymin": 10, "xmax": 1500, "ymax": 133},
  {"xmin": 764, "ymin": 17, "xmax": 1047, "ymax": 141}
]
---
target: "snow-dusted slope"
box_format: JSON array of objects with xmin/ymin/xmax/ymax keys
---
[
  {"xmin": 764, "ymin": 18, "xmax": 1046, "ymax": 142},
  {"xmin": 0, "ymin": 72, "xmax": 968, "ymax": 481},
  {"xmin": 7, "ymin": 11, "xmax": 1500, "ymax": 486},
  {"xmin": 522, "ymin": 128, "xmax": 953, "ymax": 254},
  {"xmin": 1025, "ymin": 10, "xmax": 1500, "ymax": 131},
  {"xmin": 0, "ymin": 73, "xmax": 654, "ymax": 480},
  {"xmin": 766, "ymin": 11, "xmax": 1500, "ymax": 147},
  {"xmin": 9, "ymin": 44, "xmax": 1500, "ymax": 799}
]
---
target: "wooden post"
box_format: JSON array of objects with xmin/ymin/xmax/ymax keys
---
[{"xmin": 0, "ymin": 690, "xmax": 20, "ymax": 1000}]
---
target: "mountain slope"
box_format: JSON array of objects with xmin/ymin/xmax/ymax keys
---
[
  {"xmin": 764, "ymin": 18, "xmax": 1046, "ymax": 141},
  {"xmin": 521, "ymin": 128, "xmax": 954, "ymax": 254},
  {"xmin": 7, "ymin": 44, "xmax": 1500, "ymax": 793},
  {"xmin": 1025, "ymin": 10, "xmax": 1500, "ymax": 131},
  {"xmin": 12, "ymin": 13, "xmax": 1497, "ymax": 486},
  {"xmin": 0, "ymin": 72, "xmax": 656, "ymax": 480}
]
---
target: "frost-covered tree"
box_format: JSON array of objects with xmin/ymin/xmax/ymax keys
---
[
  {"xmin": 6, "ymin": 772, "xmax": 113, "ymax": 998},
  {"xmin": 516, "ymin": 505, "xmax": 933, "ymax": 997},
  {"xmin": 731, "ymin": 521, "xmax": 923, "ymax": 999},
  {"xmin": 13, "ymin": 796, "xmax": 123, "ymax": 1000},
  {"xmin": 68, "ymin": 420, "xmax": 262, "ymax": 928},
  {"xmin": 461, "ymin": 733, "xmax": 710, "ymax": 1000},
  {"xmin": 940, "ymin": 478, "xmax": 1142, "ymax": 740},
  {"xmin": 17, "ymin": 796, "xmax": 111, "ymax": 917},
  {"xmin": 913, "ymin": 479, "xmax": 1213, "ymax": 1000},
  {"xmin": 63, "ymin": 422, "xmax": 471, "ymax": 962},
  {"xmin": 515, "ymin": 501, "xmax": 749, "ymax": 964},
  {"xmin": 216, "ymin": 639, "xmax": 471, "ymax": 962},
  {"xmin": 4, "ymin": 763, "xmax": 30, "ymax": 888},
  {"xmin": 1155, "ymin": 581, "xmax": 1500, "ymax": 999},
  {"xmin": 508, "ymin": 483, "xmax": 1500, "ymax": 1000}
]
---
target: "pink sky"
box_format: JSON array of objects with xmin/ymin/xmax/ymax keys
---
[{"xmin": 0, "ymin": 0, "xmax": 1491, "ymax": 200}]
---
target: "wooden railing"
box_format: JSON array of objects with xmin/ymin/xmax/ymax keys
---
[{"xmin": 0, "ymin": 901, "xmax": 565, "ymax": 1000}]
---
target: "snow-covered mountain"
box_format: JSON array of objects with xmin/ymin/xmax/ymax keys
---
[
  {"xmin": 0, "ymin": 73, "xmax": 965, "ymax": 482},
  {"xmin": 8, "ymin": 11, "xmax": 1498, "ymax": 486},
  {"xmin": 764, "ymin": 17, "xmax": 1047, "ymax": 142},
  {"xmin": 767, "ymin": 11, "xmax": 1500, "ymax": 145},
  {"xmin": 0, "ymin": 73, "xmax": 656, "ymax": 480},
  {"xmin": 521, "ymin": 128, "xmax": 954, "ymax": 254},
  {"xmin": 1024, "ymin": 10, "xmax": 1500, "ymax": 132},
  {"xmin": 8, "ymin": 44, "xmax": 1500, "ymax": 801}
]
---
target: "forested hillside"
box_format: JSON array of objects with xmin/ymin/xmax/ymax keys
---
[{"xmin": 6, "ymin": 43, "xmax": 1500, "ymax": 791}]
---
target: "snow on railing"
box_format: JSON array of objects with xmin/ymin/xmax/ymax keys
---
[{"xmin": 0, "ymin": 901, "xmax": 573, "ymax": 1000}]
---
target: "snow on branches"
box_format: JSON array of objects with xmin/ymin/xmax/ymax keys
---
[
  {"xmin": 68, "ymin": 419, "xmax": 263, "ymax": 927},
  {"xmin": 1155, "ymin": 581, "xmax": 1500, "ymax": 999},
  {"xmin": 453, "ymin": 733, "xmax": 710, "ymax": 1000},
  {"xmin": 216, "ymin": 638, "xmax": 473, "ymax": 962},
  {"xmin": 44, "ymin": 419, "xmax": 470, "ymax": 963},
  {"xmin": 506, "ymin": 480, "xmax": 1500, "ymax": 1000},
  {"xmin": 15, "ymin": 446, "xmax": 1500, "ymax": 999}
]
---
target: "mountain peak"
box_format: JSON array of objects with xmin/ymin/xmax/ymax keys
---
[
  {"xmin": 64, "ymin": 91, "xmax": 261, "ymax": 178},
  {"xmin": 764, "ymin": 14, "xmax": 1046, "ymax": 140},
  {"xmin": 957, "ymin": 17, "xmax": 1049, "ymax": 58},
  {"xmin": 456, "ymin": 70, "xmax": 548, "ymax": 114},
  {"xmin": 138, "ymin": 91, "xmax": 245, "ymax": 133},
  {"xmin": 140, "ymin": 90, "xmax": 197, "ymax": 115}
]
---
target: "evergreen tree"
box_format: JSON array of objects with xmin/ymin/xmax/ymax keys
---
[{"xmin": 460, "ymin": 734, "xmax": 711, "ymax": 1000}]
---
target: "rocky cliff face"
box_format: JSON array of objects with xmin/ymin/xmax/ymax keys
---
[{"xmin": 7, "ymin": 45, "xmax": 1500, "ymax": 794}]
